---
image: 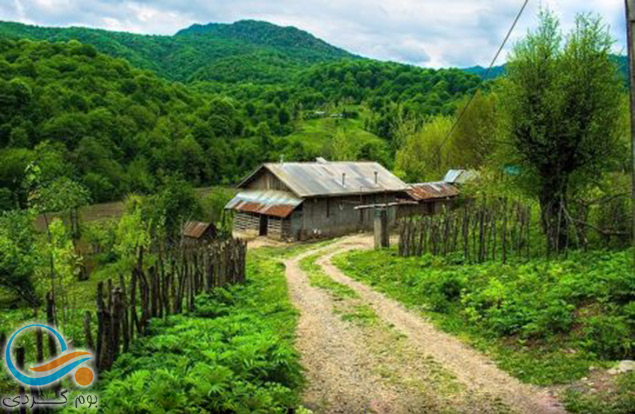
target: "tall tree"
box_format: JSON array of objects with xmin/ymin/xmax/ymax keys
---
[
  {"xmin": 395, "ymin": 116, "xmax": 453, "ymax": 182},
  {"xmin": 502, "ymin": 11, "xmax": 623, "ymax": 249}
]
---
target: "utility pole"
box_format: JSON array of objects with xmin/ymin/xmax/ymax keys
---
[{"xmin": 625, "ymin": 0, "xmax": 635, "ymax": 258}]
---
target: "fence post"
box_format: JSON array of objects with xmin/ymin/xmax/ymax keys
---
[
  {"xmin": 16, "ymin": 346, "xmax": 26, "ymax": 414},
  {"xmin": 83, "ymin": 311, "xmax": 94, "ymax": 351},
  {"xmin": 96, "ymin": 282, "xmax": 105, "ymax": 371},
  {"xmin": 119, "ymin": 274, "xmax": 129, "ymax": 353}
]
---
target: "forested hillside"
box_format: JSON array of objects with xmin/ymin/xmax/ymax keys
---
[
  {"xmin": 0, "ymin": 20, "xmax": 354, "ymax": 83},
  {"xmin": 465, "ymin": 54, "xmax": 629, "ymax": 81},
  {"xmin": 0, "ymin": 21, "xmax": 480, "ymax": 207}
]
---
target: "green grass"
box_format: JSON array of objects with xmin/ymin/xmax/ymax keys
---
[
  {"xmin": 339, "ymin": 303, "xmax": 378, "ymax": 326},
  {"xmin": 284, "ymin": 116, "xmax": 390, "ymax": 158},
  {"xmin": 253, "ymin": 237, "xmax": 337, "ymax": 261},
  {"xmin": 300, "ymin": 253, "xmax": 358, "ymax": 300},
  {"xmin": 332, "ymin": 247, "xmax": 634, "ymax": 405},
  {"xmin": 299, "ymin": 252, "xmax": 379, "ymax": 328},
  {"xmin": 563, "ymin": 372, "xmax": 635, "ymax": 414}
]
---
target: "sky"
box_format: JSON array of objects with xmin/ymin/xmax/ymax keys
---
[{"xmin": 0, "ymin": 0, "xmax": 628, "ymax": 68}]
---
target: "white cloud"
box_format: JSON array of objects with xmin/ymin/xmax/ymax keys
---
[{"xmin": 0, "ymin": 0, "xmax": 627, "ymax": 68}]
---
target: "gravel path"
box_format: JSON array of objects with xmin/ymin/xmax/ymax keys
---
[
  {"xmin": 284, "ymin": 235, "xmax": 567, "ymax": 413},
  {"xmin": 286, "ymin": 250, "xmax": 401, "ymax": 413},
  {"xmin": 309, "ymin": 235, "xmax": 567, "ymax": 414}
]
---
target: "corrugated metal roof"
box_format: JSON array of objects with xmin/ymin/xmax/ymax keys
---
[
  {"xmin": 443, "ymin": 169, "xmax": 479, "ymax": 184},
  {"xmin": 240, "ymin": 161, "xmax": 409, "ymax": 197},
  {"xmin": 225, "ymin": 190, "xmax": 303, "ymax": 218},
  {"xmin": 182, "ymin": 221, "xmax": 215, "ymax": 239},
  {"xmin": 407, "ymin": 182, "xmax": 460, "ymax": 201}
]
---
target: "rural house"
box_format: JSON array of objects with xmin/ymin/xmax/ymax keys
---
[
  {"xmin": 225, "ymin": 159, "xmax": 411, "ymax": 240},
  {"xmin": 399, "ymin": 181, "xmax": 460, "ymax": 217}
]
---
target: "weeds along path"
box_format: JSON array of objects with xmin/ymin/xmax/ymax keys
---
[
  {"xmin": 308, "ymin": 236, "xmax": 567, "ymax": 414},
  {"xmin": 284, "ymin": 235, "xmax": 537, "ymax": 414}
]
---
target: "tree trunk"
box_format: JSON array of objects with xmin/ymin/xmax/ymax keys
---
[{"xmin": 539, "ymin": 177, "xmax": 570, "ymax": 254}]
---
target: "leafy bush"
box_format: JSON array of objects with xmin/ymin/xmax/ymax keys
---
[
  {"xmin": 420, "ymin": 269, "xmax": 467, "ymax": 311},
  {"xmin": 581, "ymin": 315, "xmax": 632, "ymax": 359},
  {"xmin": 194, "ymin": 287, "xmax": 237, "ymax": 317}
]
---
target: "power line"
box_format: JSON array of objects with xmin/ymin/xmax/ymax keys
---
[{"xmin": 433, "ymin": 0, "xmax": 530, "ymax": 159}]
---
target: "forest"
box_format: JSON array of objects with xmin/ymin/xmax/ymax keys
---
[
  {"xmin": 0, "ymin": 8, "xmax": 633, "ymax": 414},
  {"xmin": 0, "ymin": 20, "xmax": 479, "ymax": 207}
]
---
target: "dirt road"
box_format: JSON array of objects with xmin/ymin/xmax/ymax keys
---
[{"xmin": 283, "ymin": 235, "xmax": 566, "ymax": 414}]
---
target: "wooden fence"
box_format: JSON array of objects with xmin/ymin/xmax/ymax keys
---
[
  {"xmin": 1, "ymin": 238, "xmax": 246, "ymax": 412},
  {"xmin": 398, "ymin": 198, "xmax": 532, "ymax": 263},
  {"xmin": 90, "ymin": 238, "xmax": 247, "ymax": 372}
]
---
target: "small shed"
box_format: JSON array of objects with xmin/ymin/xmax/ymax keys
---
[
  {"xmin": 399, "ymin": 182, "xmax": 460, "ymax": 217},
  {"xmin": 182, "ymin": 221, "xmax": 216, "ymax": 244}
]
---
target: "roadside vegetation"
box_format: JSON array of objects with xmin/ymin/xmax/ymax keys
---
[
  {"xmin": 334, "ymin": 247, "xmax": 634, "ymax": 412},
  {"xmin": 91, "ymin": 248, "xmax": 303, "ymax": 414},
  {"xmin": 0, "ymin": 179, "xmax": 235, "ymax": 397}
]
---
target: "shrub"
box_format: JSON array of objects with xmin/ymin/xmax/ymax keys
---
[
  {"xmin": 421, "ymin": 269, "xmax": 467, "ymax": 311},
  {"xmin": 581, "ymin": 315, "xmax": 632, "ymax": 359}
]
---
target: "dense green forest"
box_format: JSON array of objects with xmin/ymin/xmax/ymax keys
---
[
  {"xmin": 0, "ymin": 20, "xmax": 480, "ymax": 207},
  {"xmin": 0, "ymin": 20, "xmax": 353, "ymax": 83}
]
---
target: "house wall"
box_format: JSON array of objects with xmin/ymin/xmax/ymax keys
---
[
  {"xmin": 396, "ymin": 199, "xmax": 457, "ymax": 219},
  {"xmin": 233, "ymin": 212, "xmax": 260, "ymax": 237},
  {"xmin": 267, "ymin": 216, "xmax": 291, "ymax": 240},
  {"xmin": 233, "ymin": 211, "xmax": 292, "ymax": 240},
  {"xmin": 289, "ymin": 194, "xmax": 399, "ymax": 240}
]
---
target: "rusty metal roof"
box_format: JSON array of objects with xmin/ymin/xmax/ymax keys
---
[
  {"xmin": 182, "ymin": 221, "xmax": 215, "ymax": 239},
  {"xmin": 407, "ymin": 182, "xmax": 460, "ymax": 201},
  {"xmin": 239, "ymin": 161, "xmax": 409, "ymax": 197},
  {"xmin": 225, "ymin": 190, "xmax": 303, "ymax": 218}
]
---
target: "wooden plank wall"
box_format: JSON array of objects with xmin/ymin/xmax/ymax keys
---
[
  {"xmin": 267, "ymin": 217, "xmax": 291, "ymax": 240},
  {"xmin": 234, "ymin": 212, "xmax": 260, "ymax": 234}
]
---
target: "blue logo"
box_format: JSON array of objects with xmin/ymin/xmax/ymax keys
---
[{"xmin": 4, "ymin": 324, "xmax": 94, "ymax": 387}]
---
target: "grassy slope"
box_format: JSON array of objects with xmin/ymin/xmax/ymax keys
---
[
  {"xmin": 283, "ymin": 116, "xmax": 391, "ymax": 165},
  {"xmin": 333, "ymin": 248, "xmax": 634, "ymax": 413}
]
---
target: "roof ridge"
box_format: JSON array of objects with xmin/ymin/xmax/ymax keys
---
[{"xmin": 264, "ymin": 160, "xmax": 380, "ymax": 165}]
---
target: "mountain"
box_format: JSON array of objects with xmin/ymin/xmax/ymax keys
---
[
  {"xmin": 463, "ymin": 65, "xmax": 507, "ymax": 79},
  {"xmin": 0, "ymin": 20, "xmax": 355, "ymax": 83},
  {"xmin": 0, "ymin": 20, "xmax": 481, "ymax": 205},
  {"xmin": 463, "ymin": 54, "xmax": 629, "ymax": 81},
  {"xmin": 177, "ymin": 20, "xmax": 350, "ymax": 58}
]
